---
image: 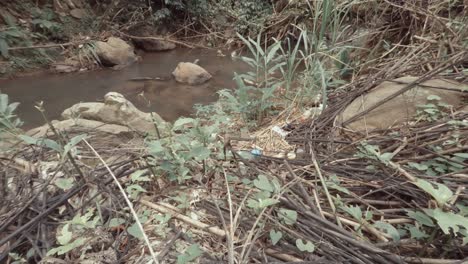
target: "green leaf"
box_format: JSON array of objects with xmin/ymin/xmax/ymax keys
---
[
  {"xmin": 109, "ymin": 218, "xmax": 126, "ymax": 228},
  {"xmin": 278, "ymin": 208, "xmax": 297, "ymax": 225},
  {"xmin": 190, "ymin": 145, "xmax": 211, "ymax": 161},
  {"xmin": 456, "ymin": 204, "xmax": 468, "ymax": 217},
  {"xmin": 453, "ymin": 153, "xmax": 468, "ymax": 159},
  {"xmin": 57, "ymin": 224, "xmax": 72, "ymax": 245},
  {"xmin": 413, "ymin": 179, "xmax": 453, "ymax": 206},
  {"xmin": 130, "ymin": 170, "xmax": 151, "ymax": 182},
  {"xmin": 173, "ymin": 117, "xmax": 195, "ymax": 130},
  {"xmin": 269, "ymin": 230, "xmax": 282, "ymax": 245},
  {"xmin": 408, "ymin": 162, "xmax": 428, "ymax": 171},
  {"xmin": 177, "ymin": 244, "xmax": 203, "ymax": 264},
  {"xmin": 63, "ymin": 134, "xmax": 87, "ymax": 158},
  {"xmin": 406, "ymin": 225, "xmax": 429, "ymax": 239},
  {"xmin": 406, "ymin": 210, "xmax": 435, "ymax": 227},
  {"xmin": 254, "ymin": 174, "xmax": 274, "ymax": 192},
  {"xmin": 18, "ymin": 135, "xmax": 62, "ymax": 152},
  {"xmin": 55, "ymin": 178, "xmax": 74, "ymax": 190},
  {"xmin": 46, "ymin": 238, "xmax": 86, "ymax": 256},
  {"xmin": 296, "ymin": 239, "xmax": 315, "ymax": 253},
  {"xmin": 127, "ymin": 222, "xmax": 144, "ymax": 240},
  {"xmin": 126, "ymin": 184, "xmax": 147, "ymax": 199},
  {"xmin": 257, "ymin": 198, "xmax": 279, "ymax": 209},
  {"xmin": 148, "ymin": 140, "xmax": 165, "ymax": 154},
  {"xmin": 374, "ymin": 221, "xmax": 400, "ymax": 241},
  {"xmin": 342, "ymin": 205, "xmax": 362, "ymax": 221},
  {"xmin": 424, "ymin": 208, "xmax": 468, "ymax": 235}
]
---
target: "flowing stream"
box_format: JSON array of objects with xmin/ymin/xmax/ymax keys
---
[{"xmin": 0, "ymin": 49, "xmax": 248, "ymax": 129}]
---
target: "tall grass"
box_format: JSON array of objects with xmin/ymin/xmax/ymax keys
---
[{"xmin": 217, "ymin": 0, "xmax": 355, "ymax": 125}]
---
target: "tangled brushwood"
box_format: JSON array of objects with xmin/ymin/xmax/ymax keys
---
[{"xmin": 1, "ymin": 0, "xmax": 468, "ymax": 263}]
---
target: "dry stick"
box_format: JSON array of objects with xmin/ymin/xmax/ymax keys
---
[
  {"xmin": 140, "ymin": 199, "xmax": 227, "ymax": 238},
  {"xmin": 310, "ymin": 148, "xmax": 342, "ymax": 227},
  {"xmin": 222, "ymin": 168, "xmax": 235, "ymax": 264},
  {"xmin": 83, "ymin": 140, "xmax": 159, "ymax": 264}
]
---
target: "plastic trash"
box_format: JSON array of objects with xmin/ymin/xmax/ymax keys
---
[{"xmin": 272, "ymin": 125, "xmax": 289, "ymax": 138}]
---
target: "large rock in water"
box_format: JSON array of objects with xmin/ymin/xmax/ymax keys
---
[
  {"xmin": 339, "ymin": 76, "xmax": 467, "ymax": 131},
  {"xmin": 172, "ymin": 62, "xmax": 212, "ymax": 85},
  {"xmin": 95, "ymin": 37, "xmax": 137, "ymax": 67},
  {"xmin": 62, "ymin": 92, "xmax": 166, "ymax": 135},
  {"xmin": 134, "ymin": 38, "xmax": 176, "ymax": 51}
]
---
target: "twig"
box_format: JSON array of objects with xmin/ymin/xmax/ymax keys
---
[{"xmin": 83, "ymin": 139, "xmax": 159, "ymax": 264}]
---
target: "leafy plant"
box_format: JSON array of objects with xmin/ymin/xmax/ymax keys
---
[
  {"xmin": 47, "ymin": 210, "xmax": 100, "ymax": 256},
  {"xmin": 0, "ymin": 93, "xmax": 23, "ymax": 136},
  {"xmin": 177, "ymin": 244, "xmax": 203, "ymax": 264},
  {"xmin": 147, "ymin": 117, "xmax": 223, "ymax": 183},
  {"xmin": 416, "ymin": 95, "xmax": 451, "ymax": 122},
  {"xmin": 219, "ymin": 33, "xmax": 285, "ymax": 124}
]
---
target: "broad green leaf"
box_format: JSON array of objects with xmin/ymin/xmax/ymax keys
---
[
  {"xmin": 413, "ymin": 179, "xmax": 453, "ymax": 206},
  {"xmin": 342, "ymin": 205, "xmax": 362, "ymax": 221},
  {"xmin": 406, "ymin": 210, "xmax": 435, "ymax": 227},
  {"xmin": 46, "ymin": 238, "xmax": 86, "ymax": 256},
  {"xmin": 177, "ymin": 244, "xmax": 202, "ymax": 264},
  {"xmin": 109, "ymin": 218, "xmax": 126, "ymax": 228},
  {"xmin": 270, "ymin": 230, "xmax": 282, "ymax": 245},
  {"xmin": 408, "ymin": 162, "xmax": 428, "ymax": 171},
  {"xmin": 173, "ymin": 117, "xmax": 195, "ymax": 130},
  {"xmin": 253, "ymin": 174, "xmax": 274, "ymax": 192},
  {"xmin": 57, "ymin": 224, "xmax": 72, "ymax": 245},
  {"xmin": 257, "ymin": 198, "xmax": 279, "ymax": 209},
  {"xmin": 126, "ymin": 184, "xmax": 147, "ymax": 199},
  {"xmin": 190, "ymin": 145, "xmax": 211, "ymax": 161},
  {"xmin": 296, "ymin": 239, "xmax": 315, "ymax": 253},
  {"xmin": 278, "ymin": 208, "xmax": 297, "ymax": 225},
  {"xmin": 374, "ymin": 221, "xmax": 400, "ymax": 241},
  {"xmin": 454, "ymin": 153, "xmax": 468, "ymax": 159},
  {"xmin": 424, "ymin": 208, "xmax": 468, "ymax": 235},
  {"xmin": 406, "ymin": 225, "xmax": 429, "ymax": 239},
  {"xmin": 130, "ymin": 170, "xmax": 151, "ymax": 182},
  {"xmin": 456, "ymin": 204, "xmax": 468, "ymax": 216},
  {"xmin": 148, "ymin": 141, "xmax": 165, "ymax": 154},
  {"xmin": 127, "ymin": 222, "xmax": 144, "ymax": 240},
  {"xmin": 55, "ymin": 178, "xmax": 74, "ymax": 190}
]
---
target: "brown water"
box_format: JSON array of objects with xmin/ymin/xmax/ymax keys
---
[{"xmin": 0, "ymin": 49, "xmax": 248, "ymax": 129}]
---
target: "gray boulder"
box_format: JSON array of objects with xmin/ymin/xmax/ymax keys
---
[
  {"xmin": 134, "ymin": 38, "xmax": 176, "ymax": 51},
  {"xmin": 172, "ymin": 62, "xmax": 212, "ymax": 85},
  {"xmin": 62, "ymin": 92, "xmax": 166, "ymax": 135},
  {"xmin": 95, "ymin": 37, "xmax": 137, "ymax": 67},
  {"xmin": 339, "ymin": 76, "xmax": 467, "ymax": 131}
]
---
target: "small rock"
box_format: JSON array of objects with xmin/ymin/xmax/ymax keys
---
[
  {"xmin": 95, "ymin": 37, "xmax": 137, "ymax": 67},
  {"xmin": 172, "ymin": 62, "xmax": 212, "ymax": 85},
  {"xmin": 70, "ymin": 8, "xmax": 87, "ymax": 19},
  {"xmin": 54, "ymin": 64, "xmax": 78, "ymax": 73}
]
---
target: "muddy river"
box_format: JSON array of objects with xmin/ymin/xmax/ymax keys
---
[{"xmin": 0, "ymin": 49, "xmax": 248, "ymax": 129}]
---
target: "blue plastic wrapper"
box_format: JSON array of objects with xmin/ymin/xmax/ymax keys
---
[{"xmin": 251, "ymin": 149, "xmax": 262, "ymax": 156}]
